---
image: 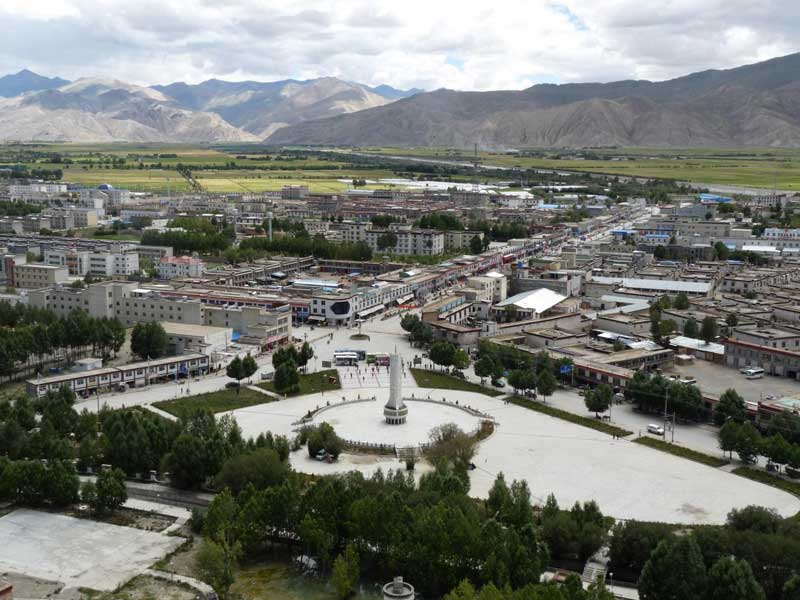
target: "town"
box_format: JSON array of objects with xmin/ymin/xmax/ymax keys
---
[{"xmin": 0, "ymin": 144, "xmax": 799, "ymax": 600}]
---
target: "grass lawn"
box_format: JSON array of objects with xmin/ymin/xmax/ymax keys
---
[
  {"xmin": 733, "ymin": 467, "xmax": 800, "ymax": 499},
  {"xmin": 634, "ymin": 436, "xmax": 729, "ymax": 468},
  {"xmin": 259, "ymin": 369, "xmax": 341, "ymax": 397},
  {"xmin": 509, "ymin": 395, "xmax": 633, "ymax": 437},
  {"xmin": 152, "ymin": 386, "xmax": 272, "ymax": 416},
  {"xmin": 410, "ymin": 368, "xmax": 503, "ymax": 397}
]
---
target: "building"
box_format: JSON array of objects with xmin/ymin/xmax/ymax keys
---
[
  {"xmin": 364, "ymin": 228, "xmax": 445, "ymax": 256},
  {"xmin": 160, "ymin": 322, "xmax": 233, "ymax": 355},
  {"xmin": 88, "ymin": 250, "xmax": 140, "ymax": 277},
  {"xmin": 157, "ymin": 255, "xmax": 206, "ymax": 279},
  {"xmin": 492, "ymin": 288, "xmax": 569, "ymax": 321},
  {"xmin": 13, "ymin": 263, "xmax": 69, "ymax": 289},
  {"xmin": 669, "ymin": 335, "xmax": 725, "ymax": 362},
  {"xmin": 26, "ymin": 353, "xmax": 210, "ymax": 397},
  {"xmin": 44, "ymin": 249, "xmax": 91, "ymax": 276}
]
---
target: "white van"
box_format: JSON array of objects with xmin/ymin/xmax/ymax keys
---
[
  {"xmin": 742, "ymin": 367, "xmax": 764, "ymax": 380},
  {"xmin": 647, "ymin": 423, "xmax": 665, "ymax": 436}
]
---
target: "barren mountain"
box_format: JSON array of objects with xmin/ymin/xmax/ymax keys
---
[
  {"xmin": 268, "ymin": 53, "xmax": 800, "ymax": 148},
  {"xmin": 0, "ymin": 78, "xmax": 257, "ymax": 142},
  {"xmin": 153, "ymin": 77, "xmax": 409, "ymax": 137},
  {"xmin": 0, "ymin": 69, "xmax": 69, "ymax": 97}
]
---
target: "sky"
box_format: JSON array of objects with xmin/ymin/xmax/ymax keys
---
[{"xmin": 0, "ymin": 0, "xmax": 798, "ymax": 91}]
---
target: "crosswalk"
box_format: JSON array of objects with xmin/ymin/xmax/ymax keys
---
[{"xmin": 337, "ymin": 365, "xmax": 415, "ymax": 390}]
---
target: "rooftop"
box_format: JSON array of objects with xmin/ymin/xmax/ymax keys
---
[{"xmin": 495, "ymin": 288, "xmax": 567, "ymax": 313}]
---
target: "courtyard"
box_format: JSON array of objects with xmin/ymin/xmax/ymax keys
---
[{"xmin": 0, "ymin": 509, "xmax": 183, "ymax": 593}]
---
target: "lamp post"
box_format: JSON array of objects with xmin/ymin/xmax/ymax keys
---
[{"xmin": 608, "ymin": 572, "xmax": 614, "ymax": 597}]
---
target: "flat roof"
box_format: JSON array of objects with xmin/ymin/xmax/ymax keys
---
[
  {"xmin": 591, "ymin": 276, "xmax": 710, "ymax": 293},
  {"xmin": 495, "ymin": 288, "xmax": 567, "ymax": 313},
  {"xmin": 160, "ymin": 322, "xmax": 232, "ymax": 336},
  {"xmin": 669, "ymin": 336, "xmax": 725, "ymax": 355}
]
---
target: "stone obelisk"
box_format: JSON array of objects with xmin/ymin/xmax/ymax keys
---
[{"xmin": 383, "ymin": 354, "xmax": 408, "ymax": 425}]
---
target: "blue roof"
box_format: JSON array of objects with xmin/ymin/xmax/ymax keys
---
[{"xmin": 699, "ymin": 193, "xmax": 733, "ymax": 203}]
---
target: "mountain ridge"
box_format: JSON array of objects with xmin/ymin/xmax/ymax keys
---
[{"xmin": 268, "ymin": 52, "xmax": 800, "ymax": 148}]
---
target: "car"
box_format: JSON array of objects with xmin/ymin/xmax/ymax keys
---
[
  {"xmin": 614, "ymin": 392, "xmax": 625, "ymax": 403},
  {"xmin": 225, "ymin": 381, "xmax": 240, "ymax": 389},
  {"xmin": 491, "ymin": 379, "xmax": 506, "ymax": 388},
  {"xmin": 260, "ymin": 372, "xmax": 274, "ymax": 381},
  {"xmin": 647, "ymin": 423, "xmax": 665, "ymax": 436}
]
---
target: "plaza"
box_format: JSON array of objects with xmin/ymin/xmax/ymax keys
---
[{"xmin": 227, "ymin": 381, "xmax": 800, "ymax": 525}]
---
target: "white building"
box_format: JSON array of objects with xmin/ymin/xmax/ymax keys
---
[{"xmin": 157, "ymin": 255, "xmax": 206, "ymax": 279}]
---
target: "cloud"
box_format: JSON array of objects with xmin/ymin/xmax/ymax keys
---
[{"xmin": 0, "ymin": 0, "xmax": 797, "ymax": 90}]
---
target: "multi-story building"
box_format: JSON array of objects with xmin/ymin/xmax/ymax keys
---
[
  {"xmin": 44, "ymin": 249, "xmax": 91, "ymax": 276},
  {"xmin": 8, "ymin": 182, "xmax": 68, "ymax": 197},
  {"xmin": 157, "ymin": 255, "xmax": 206, "ymax": 279},
  {"xmin": 724, "ymin": 328, "xmax": 800, "ymax": 379},
  {"xmin": 87, "ymin": 250, "xmax": 140, "ymax": 276},
  {"xmin": 13, "ymin": 263, "xmax": 70, "ymax": 289}
]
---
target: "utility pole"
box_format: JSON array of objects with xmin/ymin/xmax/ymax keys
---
[{"xmin": 663, "ymin": 388, "xmax": 669, "ymax": 442}]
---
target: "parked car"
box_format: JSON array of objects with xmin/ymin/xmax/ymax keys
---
[
  {"xmin": 491, "ymin": 379, "xmax": 506, "ymax": 388},
  {"xmin": 225, "ymin": 381, "xmax": 239, "ymax": 389},
  {"xmin": 647, "ymin": 423, "xmax": 665, "ymax": 436},
  {"xmin": 260, "ymin": 372, "xmax": 274, "ymax": 381}
]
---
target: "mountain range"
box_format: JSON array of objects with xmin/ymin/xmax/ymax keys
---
[
  {"xmin": 271, "ymin": 53, "xmax": 800, "ymax": 148},
  {"xmin": 3, "ymin": 53, "xmax": 800, "ymax": 146},
  {"xmin": 0, "ymin": 71, "xmax": 420, "ymax": 143}
]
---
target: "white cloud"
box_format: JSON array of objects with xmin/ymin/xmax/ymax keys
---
[{"xmin": 0, "ymin": 0, "xmax": 797, "ymax": 90}]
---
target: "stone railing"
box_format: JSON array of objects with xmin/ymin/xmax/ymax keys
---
[{"xmin": 291, "ymin": 396, "xmax": 377, "ymax": 427}]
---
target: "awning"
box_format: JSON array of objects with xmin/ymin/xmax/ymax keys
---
[
  {"xmin": 307, "ymin": 315, "xmax": 326, "ymax": 322},
  {"xmin": 357, "ymin": 304, "xmax": 384, "ymax": 318},
  {"xmin": 396, "ymin": 294, "xmax": 415, "ymax": 305}
]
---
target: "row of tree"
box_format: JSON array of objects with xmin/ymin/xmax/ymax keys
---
[
  {"xmin": 610, "ymin": 506, "xmax": 800, "ymax": 600},
  {"xmin": 625, "ymin": 370, "xmax": 705, "ymax": 421},
  {"xmin": 238, "ymin": 233, "xmax": 373, "ymax": 262},
  {"xmin": 0, "ymin": 308, "xmax": 126, "ymax": 378},
  {"xmin": 141, "ymin": 227, "xmax": 235, "ymax": 255}
]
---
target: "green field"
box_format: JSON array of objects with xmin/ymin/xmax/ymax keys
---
[
  {"xmin": 358, "ymin": 146, "xmax": 800, "ymax": 189},
  {"xmin": 10, "ymin": 141, "xmax": 800, "ymax": 192},
  {"xmin": 152, "ymin": 386, "xmax": 272, "ymax": 416},
  {"xmin": 259, "ymin": 369, "xmax": 341, "ymax": 397},
  {"xmin": 410, "ymin": 368, "xmax": 503, "ymax": 397}
]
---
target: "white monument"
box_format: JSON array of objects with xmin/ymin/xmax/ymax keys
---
[{"xmin": 383, "ymin": 354, "xmax": 408, "ymax": 425}]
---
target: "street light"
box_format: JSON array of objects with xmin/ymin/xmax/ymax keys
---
[{"xmin": 609, "ymin": 572, "xmax": 614, "ymax": 597}]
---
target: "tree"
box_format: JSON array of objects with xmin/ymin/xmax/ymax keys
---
[
  {"xmin": 705, "ymin": 556, "xmax": 765, "ymax": 600},
  {"xmin": 87, "ymin": 467, "xmax": 127, "ymax": 515},
  {"xmin": 638, "ymin": 536, "xmax": 707, "ymax": 600},
  {"xmin": 274, "ymin": 360, "xmax": 300, "ymax": 395},
  {"xmin": 585, "ymin": 384, "xmax": 613, "ymax": 417},
  {"xmin": 474, "ymin": 356, "xmax": 496, "ymax": 384},
  {"xmin": 719, "ymin": 420, "xmax": 740, "ymax": 459},
  {"xmin": 130, "ymin": 322, "xmax": 168, "ymax": 360},
  {"xmin": 452, "ymin": 348, "xmax": 470, "ymax": 372},
  {"xmin": 272, "ymin": 345, "xmax": 300, "ymax": 369},
  {"xmin": 714, "ymin": 241, "xmax": 731, "ymax": 261},
  {"xmin": 164, "ymin": 433, "xmax": 206, "ymax": 488},
  {"xmin": 299, "ymin": 342, "xmax": 314, "ymax": 368},
  {"xmin": 683, "ymin": 318, "xmax": 699, "ymax": 338},
  {"xmin": 469, "ymin": 235, "xmax": 484, "ymax": 255},
  {"xmin": 376, "ymin": 232, "xmax": 398, "ymax": 251},
  {"xmin": 427, "ymin": 423, "xmax": 476, "ymax": 470},
  {"xmin": 197, "ymin": 539, "xmax": 238, "ymax": 600},
  {"xmin": 332, "ymin": 543, "xmax": 360, "ymax": 599},
  {"xmin": 735, "ymin": 423, "xmax": 762, "ymax": 464},
  {"xmin": 726, "ymin": 313, "xmax": 739, "ymax": 328},
  {"xmin": 654, "ymin": 245, "xmax": 667, "ymax": 259},
  {"xmin": 714, "ymin": 389, "xmax": 746, "ymax": 426},
  {"xmin": 673, "ymin": 292, "xmax": 690, "ymax": 310},
  {"xmin": 536, "ymin": 369, "xmax": 557, "ymax": 403},
  {"xmin": 430, "ymin": 341, "xmax": 456, "ymax": 370},
  {"xmin": 700, "ymin": 316, "xmax": 718, "ymax": 344},
  {"xmin": 784, "ymin": 574, "xmax": 800, "ymax": 600},
  {"xmin": 225, "ymin": 356, "xmax": 246, "ymax": 394},
  {"xmin": 241, "ymin": 354, "xmax": 258, "ymax": 382},
  {"xmin": 216, "ymin": 448, "xmax": 288, "ymax": 494},
  {"xmin": 508, "ymin": 369, "xmax": 536, "ymax": 395}
]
